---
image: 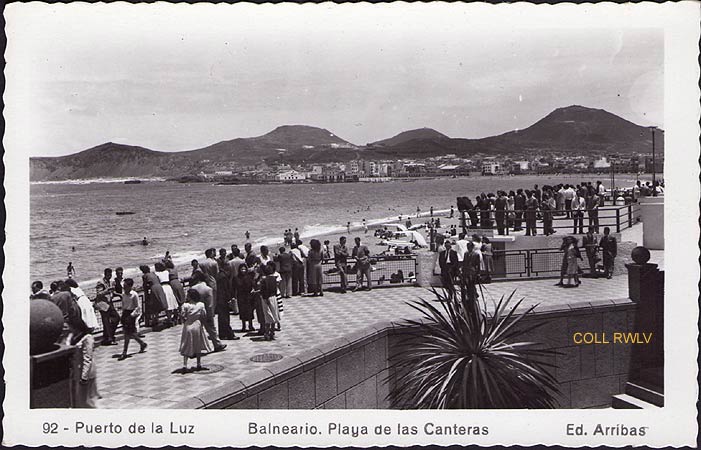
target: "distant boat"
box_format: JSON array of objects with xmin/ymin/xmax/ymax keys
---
[
  {"xmin": 124, "ymin": 180, "xmax": 142, "ymax": 184},
  {"xmin": 116, "ymin": 211, "xmax": 136, "ymax": 215}
]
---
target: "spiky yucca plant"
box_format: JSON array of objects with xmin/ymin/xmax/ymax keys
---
[{"xmin": 388, "ymin": 279, "xmax": 560, "ymax": 409}]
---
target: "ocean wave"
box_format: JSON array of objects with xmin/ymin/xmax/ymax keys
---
[{"xmin": 31, "ymin": 176, "xmax": 167, "ymax": 186}]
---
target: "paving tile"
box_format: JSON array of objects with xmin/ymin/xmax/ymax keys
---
[{"xmin": 88, "ymin": 274, "xmax": 632, "ymax": 409}]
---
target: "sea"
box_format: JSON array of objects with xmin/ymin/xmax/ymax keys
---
[{"xmin": 30, "ymin": 174, "xmax": 648, "ymax": 289}]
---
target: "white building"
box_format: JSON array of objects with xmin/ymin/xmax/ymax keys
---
[
  {"xmin": 275, "ymin": 170, "xmax": 306, "ymax": 182},
  {"xmin": 593, "ymin": 157, "xmax": 612, "ymax": 169},
  {"xmin": 482, "ymin": 160, "xmax": 504, "ymax": 175}
]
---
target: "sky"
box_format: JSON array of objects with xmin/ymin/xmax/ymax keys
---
[{"xmin": 5, "ymin": 3, "xmax": 664, "ymax": 157}]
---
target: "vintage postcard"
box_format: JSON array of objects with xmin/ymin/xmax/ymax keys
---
[{"xmin": 2, "ymin": 1, "xmax": 699, "ymax": 447}]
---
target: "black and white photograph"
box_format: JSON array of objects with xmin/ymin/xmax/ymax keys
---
[{"xmin": 3, "ymin": 1, "xmax": 699, "ymax": 447}]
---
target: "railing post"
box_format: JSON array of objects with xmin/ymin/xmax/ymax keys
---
[
  {"xmin": 526, "ymin": 250, "xmax": 531, "ymax": 277},
  {"xmin": 616, "ymin": 208, "xmax": 621, "ymax": 233},
  {"xmin": 628, "ymin": 204, "xmax": 632, "ymax": 228}
]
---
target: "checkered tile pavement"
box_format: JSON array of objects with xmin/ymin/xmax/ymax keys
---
[{"xmin": 91, "ymin": 267, "xmax": 635, "ymax": 409}]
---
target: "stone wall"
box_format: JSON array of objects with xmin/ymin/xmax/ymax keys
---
[
  {"xmin": 179, "ymin": 329, "xmax": 391, "ymax": 409},
  {"xmin": 177, "ymin": 299, "xmax": 638, "ymax": 410}
]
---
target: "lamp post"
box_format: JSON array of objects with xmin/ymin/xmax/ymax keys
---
[{"xmin": 650, "ymin": 127, "xmax": 657, "ymax": 196}]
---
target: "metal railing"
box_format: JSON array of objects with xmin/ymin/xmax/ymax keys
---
[
  {"xmin": 458, "ymin": 202, "xmax": 640, "ymax": 235},
  {"xmin": 320, "ymin": 255, "xmax": 418, "ymax": 288},
  {"xmin": 492, "ymin": 246, "xmax": 596, "ymax": 279}
]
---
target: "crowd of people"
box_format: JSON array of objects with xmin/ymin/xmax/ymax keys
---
[
  {"xmin": 31, "ymin": 230, "xmax": 394, "ymax": 406},
  {"xmin": 454, "ymin": 179, "xmax": 663, "ymax": 236}
]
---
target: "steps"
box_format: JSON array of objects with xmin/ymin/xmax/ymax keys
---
[{"xmin": 612, "ymin": 380, "xmax": 664, "ymax": 409}]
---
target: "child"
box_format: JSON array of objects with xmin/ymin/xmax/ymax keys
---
[
  {"xmin": 117, "ymin": 278, "xmax": 147, "ymax": 361},
  {"xmin": 260, "ymin": 263, "xmax": 281, "ymax": 341},
  {"xmin": 179, "ymin": 289, "xmax": 212, "ymax": 372}
]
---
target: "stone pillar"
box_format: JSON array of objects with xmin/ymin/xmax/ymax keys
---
[
  {"xmin": 31, "ymin": 344, "xmax": 78, "ymax": 408},
  {"xmin": 416, "ymin": 251, "xmax": 440, "ymax": 287},
  {"xmin": 625, "ymin": 246, "xmax": 664, "ymax": 386}
]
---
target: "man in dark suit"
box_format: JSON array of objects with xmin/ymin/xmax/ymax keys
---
[
  {"xmin": 462, "ymin": 242, "xmax": 481, "ymax": 300},
  {"xmin": 333, "ymin": 236, "xmax": 349, "ymax": 293},
  {"xmin": 514, "ymin": 189, "xmax": 526, "ymax": 231},
  {"xmin": 494, "ymin": 191, "xmax": 508, "ymax": 235},
  {"xmin": 438, "ymin": 241, "xmax": 458, "ymax": 300},
  {"xmin": 599, "ymin": 227, "xmax": 617, "ymax": 279}
]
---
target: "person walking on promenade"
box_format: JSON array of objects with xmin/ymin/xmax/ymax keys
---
[
  {"xmin": 306, "ymin": 239, "xmax": 324, "ymax": 297},
  {"xmin": 259, "ymin": 262, "xmax": 281, "ymax": 340},
  {"xmin": 506, "ymin": 191, "xmax": 516, "ymax": 232},
  {"xmin": 215, "ymin": 249, "xmax": 236, "ymax": 340},
  {"xmin": 583, "ymin": 227, "xmax": 599, "ymax": 276},
  {"xmin": 117, "ymin": 278, "xmax": 147, "ymax": 361},
  {"xmin": 178, "ymin": 289, "xmax": 212, "ymax": 373},
  {"xmin": 187, "ymin": 259, "xmax": 204, "ymax": 283},
  {"xmin": 597, "ymin": 180, "xmax": 606, "ymax": 206},
  {"xmin": 228, "ymin": 247, "xmax": 245, "ymax": 302},
  {"xmin": 495, "ymin": 191, "xmax": 507, "ymax": 235},
  {"xmin": 564, "ymin": 237, "xmax": 582, "ymax": 287},
  {"xmin": 352, "ymin": 237, "xmax": 372, "ymax": 291},
  {"xmin": 244, "ymin": 242, "xmax": 260, "ymax": 269},
  {"xmin": 541, "ymin": 194, "xmax": 554, "ymax": 236},
  {"xmin": 514, "ymin": 189, "xmax": 526, "ymax": 231},
  {"xmin": 200, "ymin": 248, "xmax": 219, "ymax": 302},
  {"xmin": 462, "ymin": 242, "xmax": 481, "ymax": 299},
  {"xmin": 333, "ymin": 236, "xmax": 350, "ymax": 293},
  {"xmin": 188, "ymin": 271, "xmax": 227, "ymax": 352},
  {"xmin": 572, "ymin": 192, "xmax": 585, "ymax": 234},
  {"xmin": 438, "ymin": 241, "xmax": 458, "ymax": 300},
  {"xmin": 73, "ymin": 324, "xmax": 98, "ymax": 408},
  {"xmin": 164, "ymin": 260, "xmax": 186, "ymax": 308},
  {"xmin": 289, "ymin": 242, "xmax": 305, "ymax": 296},
  {"xmin": 67, "ymin": 262, "xmax": 77, "ymax": 278},
  {"xmin": 94, "ymin": 281, "xmax": 119, "ymax": 345},
  {"xmin": 65, "ymin": 278, "xmax": 99, "ymax": 335},
  {"xmin": 140, "ymin": 265, "xmax": 167, "ymax": 329},
  {"xmin": 30, "ymin": 281, "xmax": 51, "ymax": 300},
  {"xmin": 556, "ymin": 185, "xmax": 566, "ymax": 216},
  {"xmin": 113, "ymin": 267, "xmax": 124, "ymax": 294},
  {"xmin": 465, "ymin": 197, "xmax": 478, "ymax": 229},
  {"xmin": 587, "ymin": 193, "xmax": 600, "ymax": 233},
  {"xmin": 236, "ymin": 264, "xmax": 255, "ymax": 332},
  {"xmin": 276, "ymin": 247, "xmax": 293, "ymax": 298},
  {"xmin": 599, "ymin": 227, "xmax": 618, "ymax": 279},
  {"xmin": 564, "ymin": 184, "xmax": 576, "ymax": 218},
  {"xmin": 481, "ymin": 237, "xmax": 494, "ymax": 283},
  {"xmin": 322, "ymin": 240, "xmax": 331, "ymax": 259},
  {"xmin": 525, "ymin": 191, "xmax": 539, "ymax": 236},
  {"xmin": 155, "ymin": 262, "xmax": 179, "ymax": 327},
  {"xmin": 555, "ymin": 236, "xmax": 569, "ymax": 286}
]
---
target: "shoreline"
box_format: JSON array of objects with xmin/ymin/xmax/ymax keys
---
[{"xmin": 38, "ymin": 174, "xmax": 655, "ymax": 292}]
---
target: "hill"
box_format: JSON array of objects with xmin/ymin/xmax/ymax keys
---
[
  {"xmin": 370, "ymin": 128, "xmax": 449, "ymax": 147},
  {"xmin": 372, "ymin": 105, "xmax": 663, "ymax": 157},
  {"xmin": 30, "ymin": 126, "xmax": 356, "ymax": 181},
  {"xmin": 29, "ymin": 107, "xmax": 663, "ymax": 181}
]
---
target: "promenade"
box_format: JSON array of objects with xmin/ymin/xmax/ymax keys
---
[{"xmin": 93, "ymin": 273, "xmax": 636, "ymax": 409}]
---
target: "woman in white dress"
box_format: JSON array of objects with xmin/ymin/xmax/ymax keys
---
[{"xmin": 155, "ymin": 262, "xmax": 179, "ymax": 326}]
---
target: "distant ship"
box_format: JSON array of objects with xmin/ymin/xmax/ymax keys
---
[
  {"xmin": 124, "ymin": 180, "xmax": 142, "ymax": 184},
  {"xmin": 116, "ymin": 211, "xmax": 136, "ymax": 215}
]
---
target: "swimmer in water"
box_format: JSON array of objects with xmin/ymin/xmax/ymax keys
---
[{"xmin": 141, "ymin": 237, "xmax": 149, "ymax": 246}]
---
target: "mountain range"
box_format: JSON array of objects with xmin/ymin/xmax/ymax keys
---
[{"xmin": 30, "ymin": 105, "xmax": 663, "ymax": 181}]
